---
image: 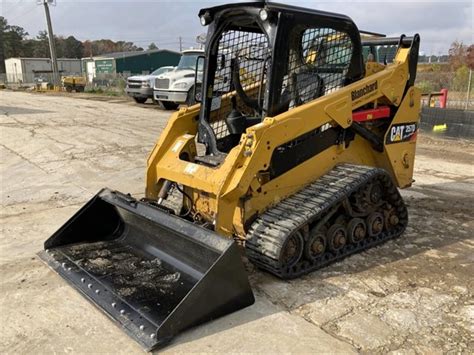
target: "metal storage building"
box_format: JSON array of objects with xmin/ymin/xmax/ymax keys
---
[
  {"xmin": 82, "ymin": 49, "xmax": 181, "ymax": 82},
  {"xmin": 4, "ymin": 58, "xmax": 82, "ymax": 84}
]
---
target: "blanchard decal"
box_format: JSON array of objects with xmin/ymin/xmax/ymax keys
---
[
  {"xmin": 386, "ymin": 122, "xmax": 418, "ymax": 144},
  {"xmin": 351, "ymin": 81, "xmax": 378, "ymax": 101}
]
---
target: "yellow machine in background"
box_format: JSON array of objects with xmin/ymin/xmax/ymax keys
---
[
  {"xmin": 61, "ymin": 75, "xmax": 86, "ymax": 92},
  {"xmin": 34, "ymin": 81, "xmax": 60, "ymax": 92},
  {"xmin": 40, "ymin": 2, "xmax": 421, "ymax": 350},
  {"xmin": 33, "ymin": 75, "xmax": 86, "ymax": 92}
]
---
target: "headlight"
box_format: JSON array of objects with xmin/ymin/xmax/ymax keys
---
[
  {"xmin": 200, "ymin": 11, "xmax": 211, "ymax": 26},
  {"xmin": 173, "ymin": 82, "xmax": 188, "ymax": 89},
  {"xmin": 142, "ymin": 81, "xmax": 150, "ymax": 88},
  {"xmin": 259, "ymin": 9, "xmax": 268, "ymax": 21}
]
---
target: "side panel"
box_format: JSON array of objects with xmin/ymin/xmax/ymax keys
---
[
  {"xmin": 237, "ymin": 84, "xmax": 421, "ymax": 227},
  {"xmin": 381, "ymin": 86, "xmax": 421, "ymax": 187},
  {"xmin": 145, "ymin": 106, "xmax": 200, "ymax": 199}
]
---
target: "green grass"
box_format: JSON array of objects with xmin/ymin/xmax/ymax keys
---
[{"xmin": 85, "ymin": 87, "xmax": 122, "ymax": 97}]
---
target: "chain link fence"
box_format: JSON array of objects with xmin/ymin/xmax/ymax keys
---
[
  {"xmin": 1, "ymin": 72, "xmax": 68, "ymax": 86},
  {"xmin": 416, "ymin": 67, "xmax": 473, "ymax": 110},
  {"xmin": 0, "ymin": 71, "xmax": 129, "ymax": 95}
]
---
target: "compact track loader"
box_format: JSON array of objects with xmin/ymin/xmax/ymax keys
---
[{"xmin": 40, "ymin": 2, "xmax": 421, "ymax": 350}]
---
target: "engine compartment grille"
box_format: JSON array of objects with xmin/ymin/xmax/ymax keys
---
[
  {"xmin": 155, "ymin": 78, "xmax": 170, "ymax": 89},
  {"xmin": 127, "ymin": 80, "xmax": 143, "ymax": 89}
]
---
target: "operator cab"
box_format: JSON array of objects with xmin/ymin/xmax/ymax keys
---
[{"xmin": 196, "ymin": 2, "xmax": 365, "ymax": 162}]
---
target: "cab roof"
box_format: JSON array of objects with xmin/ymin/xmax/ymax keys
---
[
  {"xmin": 182, "ymin": 49, "xmax": 205, "ymax": 54},
  {"xmin": 198, "ymin": 1, "xmax": 353, "ymax": 23}
]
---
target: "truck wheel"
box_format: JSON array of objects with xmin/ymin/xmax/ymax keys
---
[
  {"xmin": 161, "ymin": 101, "xmax": 179, "ymax": 110},
  {"xmin": 134, "ymin": 97, "xmax": 147, "ymax": 104},
  {"xmin": 65, "ymin": 86, "xmax": 73, "ymax": 93},
  {"xmin": 186, "ymin": 85, "xmax": 201, "ymax": 106}
]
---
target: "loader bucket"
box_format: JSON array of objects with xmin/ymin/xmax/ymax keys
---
[{"xmin": 38, "ymin": 188, "xmax": 254, "ymax": 351}]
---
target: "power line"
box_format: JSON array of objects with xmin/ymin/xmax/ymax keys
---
[
  {"xmin": 103, "ymin": 37, "xmax": 196, "ymax": 43},
  {"xmin": 4, "ymin": 4, "xmax": 39, "ymax": 24},
  {"xmin": 107, "ymin": 35, "xmax": 196, "ymax": 40},
  {"xmin": 2, "ymin": 0, "xmax": 26, "ymax": 16}
]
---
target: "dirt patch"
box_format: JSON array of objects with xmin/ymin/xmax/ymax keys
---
[{"xmin": 416, "ymin": 134, "xmax": 474, "ymax": 165}]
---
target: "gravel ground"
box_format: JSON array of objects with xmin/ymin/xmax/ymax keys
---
[{"xmin": 0, "ymin": 90, "xmax": 472, "ymax": 353}]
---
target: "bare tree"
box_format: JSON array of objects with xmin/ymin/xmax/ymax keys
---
[
  {"xmin": 448, "ymin": 40, "xmax": 467, "ymax": 71},
  {"xmin": 466, "ymin": 45, "xmax": 474, "ymax": 70}
]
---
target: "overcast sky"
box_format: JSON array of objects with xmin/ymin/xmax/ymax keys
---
[{"xmin": 1, "ymin": 0, "xmax": 472, "ymax": 55}]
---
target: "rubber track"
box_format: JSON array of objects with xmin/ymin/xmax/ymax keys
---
[{"xmin": 245, "ymin": 164, "xmax": 408, "ymax": 279}]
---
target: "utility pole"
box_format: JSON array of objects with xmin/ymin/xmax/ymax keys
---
[
  {"xmin": 466, "ymin": 69, "xmax": 472, "ymax": 110},
  {"xmin": 39, "ymin": 0, "xmax": 60, "ymax": 87},
  {"xmin": 179, "ymin": 36, "xmax": 183, "ymax": 52}
]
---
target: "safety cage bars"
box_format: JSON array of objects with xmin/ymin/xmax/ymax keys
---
[
  {"xmin": 283, "ymin": 26, "xmax": 353, "ymax": 110},
  {"xmin": 209, "ymin": 29, "xmax": 270, "ymax": 140}
]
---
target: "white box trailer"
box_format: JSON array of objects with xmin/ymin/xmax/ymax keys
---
[{"xmin": 4, "ymin": 57, "xmax": 82, "ymax": 84}]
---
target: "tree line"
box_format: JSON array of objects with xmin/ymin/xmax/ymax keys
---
[
  {"xmin": 416, "ymin": 41, "xmax": 473, "ymax": 93},
  {"xmin": 0, "ymin": 16, "xmax": 150, "ymax": 73}
]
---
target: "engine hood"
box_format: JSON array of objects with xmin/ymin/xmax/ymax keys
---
[
  {"xmin": 127, "ymin": 74, "xmax": 157, "ymax": 81},
  {"xmin": 157, "ymin": 69, "xmax": 195, "ymax": 81}
]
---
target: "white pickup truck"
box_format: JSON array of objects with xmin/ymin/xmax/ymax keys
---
[
  {"xmin": 153, "ymin": 49, "xmax": 204, "ymax": 109},
  {"xmin": 125, "ymin": 66, "xmax": 174, "ymax": 104}
]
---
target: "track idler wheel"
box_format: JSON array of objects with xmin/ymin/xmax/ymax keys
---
[
  {"xmin": 304, "ymin": 228, "xmax": 326, "ymax": 261},
  {"xmin": 327, "ymin": 224, "xmax": 347, "ymax": 252},
  {"xmin": 367, "ymin": 212, "xmax": 384, "ymax": 237},
  {"xmin": 346, "ymin": 218, "xmax": 367, "ymax": 243},
  {"xmin": 368, "ymin": 181, "xmax": 383, "ymax": 204},
  {"xmin": 384, "ymin": 206, "xmax": 400, "ymax": 230},
  {"xmin": 281, "ymin": 231, "xmax": 304, "ymax": 267}
]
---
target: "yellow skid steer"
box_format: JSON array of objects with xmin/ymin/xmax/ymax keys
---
[{"xmin": 40, "ymin": 2, "xmax": 421, "ymax": 350}]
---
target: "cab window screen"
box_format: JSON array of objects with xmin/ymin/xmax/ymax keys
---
[
  {"xmin": 210, "ymin": 29, "xmax": 269, "ymax": 139},
  {"xmin": 284, "ymin": 27, "xmax": 353, "ymax": 109}
]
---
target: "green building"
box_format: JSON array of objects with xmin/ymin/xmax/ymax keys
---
[{"xmin": 83, "ymin": 49, "xmax": 181, "ymax": 82}]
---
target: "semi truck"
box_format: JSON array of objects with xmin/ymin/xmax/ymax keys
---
[{"xmin": 153, "ymin": 49, "xmax": 204, "ymax": 109}]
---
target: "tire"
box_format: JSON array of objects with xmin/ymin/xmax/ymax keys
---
[
  {"xmin": 185, "ymin": 84, "xmax": 201, "ymax": 106},
  {"xmin": 65, "ymin": 86, "xmax": 72, "ymax": 93},
  {"xmin": 161, "ymin": 101, "xmax": 179, "ymax": 110},
  {"xmin": 133, "ymin": 97, "xmax": 147, "ymax": 104}
]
